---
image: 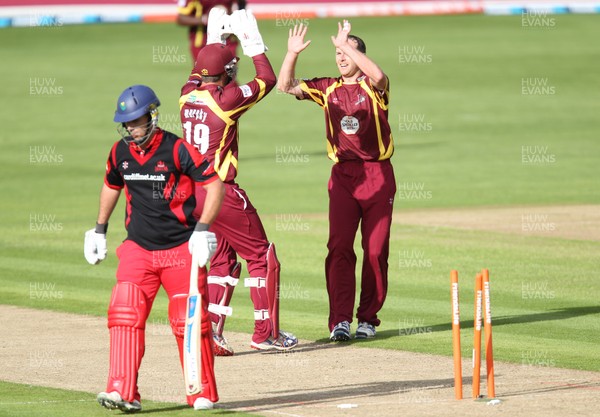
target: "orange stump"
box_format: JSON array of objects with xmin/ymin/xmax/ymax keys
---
[
  {"xmin": 482, "ymin": 269, "xmax": 495, "ymax": 399},
  {"xmin": 472, "ymin": 273, "xmax": 483, "ymax": 398},
  {"xmin": 451, "ymin": 270, "xmax": 462, "ymax": 400}
]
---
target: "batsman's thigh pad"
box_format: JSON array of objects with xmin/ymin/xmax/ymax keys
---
[{"xmin": 169, "ymin": 294, "xmax": 187, "ymax": 338}]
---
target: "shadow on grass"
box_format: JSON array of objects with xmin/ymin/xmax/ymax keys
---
[
  {"xmin": 423, "ymin": 305, "xmax": 600, "ymax": 333},
  {"xmin": 232, "ymin": 339, "xmax": 354, "ymax": 357},
  {"xmin": 136, "ymin": 404, "xmax": 188, "ymax": 414},
  {"xmin": 138, "ymin": 405, "xmax": 252, "ymax": 415},
  {"xmin": 233, "ymin": 306, "xmax": 600, "ymax": 356}
]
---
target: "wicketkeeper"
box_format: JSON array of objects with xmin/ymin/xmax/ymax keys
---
[
  {"xmin": 85, "ymin": 85, "xmax": 225, "ymax": 412},
  {"xmin": 179, "ymin": 8, "xmax": 298, "ymax": 354}
]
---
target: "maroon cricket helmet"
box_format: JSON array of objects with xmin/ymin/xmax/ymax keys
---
[{"xmin": 194, "ymin": 44, "xmax": 239, "ymax": 77}]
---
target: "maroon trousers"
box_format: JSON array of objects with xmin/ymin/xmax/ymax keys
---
[
  {"xmin": 194, "ymin": 182, "xmax": 273, "ymax": 342},
  {"xmin": 325, "ymin": 160, "xmax": 396, "ymax": 331}
]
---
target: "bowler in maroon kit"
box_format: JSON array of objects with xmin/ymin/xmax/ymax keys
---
[{"xmin": 278, "ymin": 21, "xmax": 396, "ymax": 341}]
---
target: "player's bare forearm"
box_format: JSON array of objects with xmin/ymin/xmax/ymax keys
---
[
  {"xmin": 339, "ymin": 43, "xmax": 387, "ymax": 90},
  {"xmin": 278, "ymin": 24, "xmax": 311, "ymax": 98},
  {"xmin": 198, "ymin": 179, "xmax": 225, "ymax": 226},
  {"xmin": 96, "ymin": 184, "xmax": 121, "ymax": 225},
  {"xmin": 332, "ymin": 20, "xmax": 387, "ymax": 90},
  {"xmin": 277, "ymin": 52, "xmax": 304, "ymax": 98}
]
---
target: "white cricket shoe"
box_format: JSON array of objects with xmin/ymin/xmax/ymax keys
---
[
  {"xmin": 330, "ymin": 321, "xmax": 351, "ymax": 341},
  {"xmin": 97, "ymin": 391, "xmax": 142, "ymax": 413},
  {"xmin": 193, "ymin": 397, "xmax": 215, "ymax": 410},
  {"xmin": 250, "ymin": 330, "xmax": 298, "ymax": 351},
  {"xmin": 355, "ymin": 322, "xmax": 376, "ymax": 339}
]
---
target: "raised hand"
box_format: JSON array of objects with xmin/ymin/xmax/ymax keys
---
[
  {"xmin": 288, "ymin": 23, "xmax": 311, "ymax": 55},
  {"xmin": 232, "ymin": 9, "xmax": 267, "ymax": 57},
  {"xmin": 206, "ymin": 6, "xmax": 231, "ymax": 45},
  {"xmin": 330, "ymin": 19, "xmax": 351, "ymax": 48}
]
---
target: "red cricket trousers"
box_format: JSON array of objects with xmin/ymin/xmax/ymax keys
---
[
  {"xmin": 325, "ymin": 159, "xmax": 396, "ymax": 331},
  {"xmin": 109, "ymin": 240, "xmax": 218, "ymax": 406}
]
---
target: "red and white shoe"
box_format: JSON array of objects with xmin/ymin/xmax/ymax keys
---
[{"xmin": 212, "ymin": 323, "xmax": 234, "ymax": 356}]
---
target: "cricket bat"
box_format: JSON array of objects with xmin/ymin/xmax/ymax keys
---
[{"xmin": 184, "ymin": 249, "xmax": 203, "ymax": 395}]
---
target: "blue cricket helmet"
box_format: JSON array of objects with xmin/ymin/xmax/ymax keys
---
[{"xmin": 114, "ymin": 85, "xmax": 161, "ymax": 123}]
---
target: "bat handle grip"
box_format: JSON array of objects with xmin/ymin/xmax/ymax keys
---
[{"xmin": 189, "ymin": 249, "xmax": 200, "ymax": 293}]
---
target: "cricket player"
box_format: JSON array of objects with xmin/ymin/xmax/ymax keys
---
[
  {"xmin": 177, "ymin": 0, "xmax": 245, "ymax": 60},
  {"xmin": 180, "ymin": 9, "xmax": 298, "ymax": 355},
  {"xmin": 277, "ymin": 22, "xmax": 396, "ymax": 341},
  {"xmin": 84, "ymin": 85, "xmax": 225, "ymax": 411}
]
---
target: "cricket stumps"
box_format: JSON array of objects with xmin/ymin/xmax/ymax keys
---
[{"xmin": 451, "ymin": 269, "xmax": 496, "ymax": 401}]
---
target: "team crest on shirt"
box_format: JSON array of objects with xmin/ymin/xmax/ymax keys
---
[
  {"xmin": 355, "ymin": 94, "xmax": 366, "ymax": 105},
  {"xmin": 122, "ymin": 161, "xmax": 128, "ymax": 170},
  {"xmin": 341, "ymin": 116, "xmax": 360, "ymax": 134},
  {"xmin": 155, "ymin": 160, "xmax": 168, "ymax": 172}
]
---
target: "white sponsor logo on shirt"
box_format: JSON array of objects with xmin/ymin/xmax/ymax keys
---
[
  {"xmin": 341, "ymin": 116, "xmax": 360, "ymax": 135},
  {"xmin": 186, "ymin": 94, "xmax": 206, "ymax": 105},
  {"xmin": 239, "ymin": 84, "xmax": 252, "ymax": 98},
  {"xmin": 123, "ymin": 173, "xmax": 166, "ymax": 181}
]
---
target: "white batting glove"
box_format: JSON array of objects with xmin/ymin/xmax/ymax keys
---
[
  {"xmin": 188, "ymin": 231, "xmax": 217, "ymax": 267},
  {"xmin": 206, "ymin": 6, "xmax": 232, "ymax": 45},
  {"xmin": 84, "ymin": 229, "xmax": 107, "ymax": 265},
  {"xmin": 233, "ymin": 9, "xmax": 267, "ymax": 57}
]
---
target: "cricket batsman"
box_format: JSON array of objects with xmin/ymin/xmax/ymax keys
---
[{"xmin": 85, "ymin": 85, "xmax": 225, "ymax": 411}]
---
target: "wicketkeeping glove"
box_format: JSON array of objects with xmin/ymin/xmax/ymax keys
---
[
  {"xmin": 206, "ymin": 6, "xmax": 232, "ymax": 46},
  {"xmin": 84, "ymin": 228, "xmax": 107, "ymax": 265},
  {"xmin": 188, "ymin": 230, "xmax": 217, "ymax": 267},
  {"xmin": 231, "ymin": 9, "xmax": 267, "ymax": 57}
]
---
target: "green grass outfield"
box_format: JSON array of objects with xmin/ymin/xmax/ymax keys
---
[
  {"xmin": 0, "ymin": 381, "xmax": 262, "ymax": 417},
  {"xmin": 0, "ymin": 13, "xmax": 599, "ymax": 415}
]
